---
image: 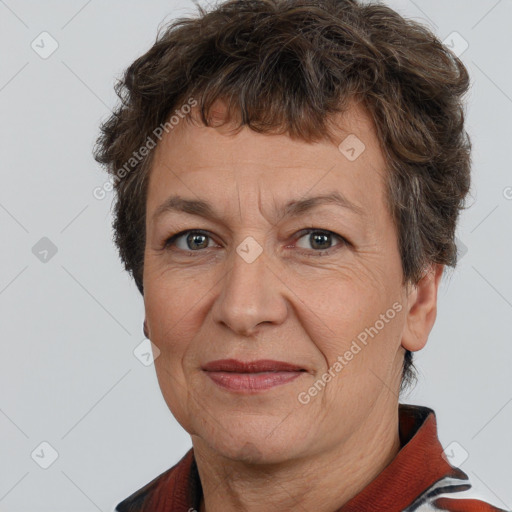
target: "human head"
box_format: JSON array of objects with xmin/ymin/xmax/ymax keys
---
[{"xmin": 93, "ymin": 0, "xmax": 471, "ymax": 395}]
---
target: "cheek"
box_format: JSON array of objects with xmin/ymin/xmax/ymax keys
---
[
  {"xmin": 302, "ymin": 271, "xmax": 403, "ymax": 369},
  {"xmin": 311, "ymin": 290, "xmax": 405, "ymax": 419},
  {"xmin": 144, "ymin": 262, "xmax": 211, "ymax": 341},
  {"xmin": 144, "ymin": 273, "xmax": 206, "ymax": 431}
]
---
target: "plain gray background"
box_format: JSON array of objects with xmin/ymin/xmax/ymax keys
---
[{"xmin": 1, "ymin": 0, "xmax": 511, "ymax": 510}]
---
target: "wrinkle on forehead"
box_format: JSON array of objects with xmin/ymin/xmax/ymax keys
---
[{"xmin": 147, "ymin": 99, "xmax": 388, "ymax": 236}]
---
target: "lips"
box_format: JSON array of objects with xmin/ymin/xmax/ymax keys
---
[
  {"xmin": 201, "ymin": 359, "xmax": 305, "ymax": 373},
  {"xmin": 201, "ymin": 359, "xmax": 307, "ymax": 392}
]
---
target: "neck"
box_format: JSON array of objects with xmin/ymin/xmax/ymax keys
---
[{"xmin": 193, "ymin": 399, "xmax": 401, "ymax": 512}]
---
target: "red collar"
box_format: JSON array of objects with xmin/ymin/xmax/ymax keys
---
[
  {"xmin": 339, "ymin": 404, "xmax": 468, "ymax": 511},
  {"xmin": 115, "ymin": 404, "xmax": 470, "ymax": 512}
]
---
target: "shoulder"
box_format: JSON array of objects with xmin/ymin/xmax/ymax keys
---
[
  {"xmin": 113, "ymin": 466, "xmax": 175, "ymax": 512},
  {"xmin": 113, "ymin": 449, "xmax": 194, "ymax": 512},
  {"xmin": 409, "ymin": 476, "xmax": 510, "ymax": 512},
  {"xmin": 431, "ymin": 497, "xmax": 509, "ymax": 512}
]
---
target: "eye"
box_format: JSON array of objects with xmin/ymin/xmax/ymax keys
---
[
  {"xmin": 163, "ymin": 228, "xmax": 348, "ymax": 257},
  {"xmin": 164, "ymin": 230, "xmax": 218, "ymax": 251},
  {"xmin": 293, "ymin": 229, "xmax": 347, "ymax": 256}
]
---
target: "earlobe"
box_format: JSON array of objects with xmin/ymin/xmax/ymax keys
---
[
  {"xmin": 143, "ymin": 319, "xmax": 149, "ymax": 338},
  {"xmin": 401, "ymin": 264, "xmax": 444, "ymax": 352}
]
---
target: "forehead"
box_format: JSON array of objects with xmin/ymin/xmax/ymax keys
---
[{"xmin": 146, "ymin": 100, "xmax": 388, "ymax": 220}]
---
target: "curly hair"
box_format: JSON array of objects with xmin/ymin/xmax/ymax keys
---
[{"xmin": 93, "ymin": 0, "xmax": 472, "ymax": 394}]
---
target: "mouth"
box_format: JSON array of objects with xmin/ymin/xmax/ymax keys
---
[
  {"xmin": 201, "ymin": 359, "xmax": 306, "ymax": 373},
  {"xmin": 201, "ymin": 359, "xmax": 307, "ymax": 392}
]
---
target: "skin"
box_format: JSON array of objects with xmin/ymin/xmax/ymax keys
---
[{"xmin": 142, "ymin": 99, "xmax": 444, "ymax": 512}]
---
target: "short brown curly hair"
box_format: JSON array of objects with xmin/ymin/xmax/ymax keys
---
[{"xmin": 93, "ymin": 0, "xmax": 472, "ymax": 394}]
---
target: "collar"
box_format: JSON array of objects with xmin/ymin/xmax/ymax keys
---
[
  {"xmin": 116, "ymin": 404, "xmax": 469, "ymax": 512},
  {"xmin": 339, "ymin": 403, "xmax": 468, "ymax": 511}
]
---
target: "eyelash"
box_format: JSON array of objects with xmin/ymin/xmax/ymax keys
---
[{"xmin": 163, "ymin": 228, "xmax": 348, "ymax": 257}]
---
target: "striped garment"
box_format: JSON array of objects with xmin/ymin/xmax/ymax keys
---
[{"xmin": 114, "ymin": 404, "xmax": 509, "ymax": 511}]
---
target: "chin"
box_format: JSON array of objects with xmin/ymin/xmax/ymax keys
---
[{"xmin": 197, "ymin": 420, "xmax": 309, "ymax": 465}]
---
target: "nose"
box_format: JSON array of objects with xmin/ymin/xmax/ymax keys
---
[{"xmin": 211, "ymin": 243, "xmax": 288, "ymax": 336}]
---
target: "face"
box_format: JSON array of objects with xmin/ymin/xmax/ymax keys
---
[{"xmin": 142, "ymin": 100, "xmax": 430, "ymax": 464}]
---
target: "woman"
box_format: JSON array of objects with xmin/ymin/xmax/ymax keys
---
[{"xmin": 94, "ymin": 0, "xmax": 508, "ymax": 510}]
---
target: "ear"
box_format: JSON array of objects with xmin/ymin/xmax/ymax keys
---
[
  {"xmin": 401, "ymin": 263, "xmax": 444, "ymax": 352},
  {"xmin": 143, "ymin": 319, "xmax": 149, "ymax": 339}
]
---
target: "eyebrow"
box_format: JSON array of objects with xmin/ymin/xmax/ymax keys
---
[{"xmin": 151, "ymin": 191, "xmax": 365, "ymax": 224}]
